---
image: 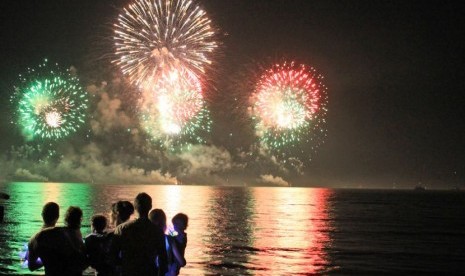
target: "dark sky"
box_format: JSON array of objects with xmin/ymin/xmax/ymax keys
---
[{"xmin": 1, "ymin": 0, "xmax": 465, "ymax": 187}]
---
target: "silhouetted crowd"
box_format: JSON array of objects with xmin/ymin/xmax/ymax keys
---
[{"xmin": 26, "ymin": 193, "xmax": 188, "ymax": 276}]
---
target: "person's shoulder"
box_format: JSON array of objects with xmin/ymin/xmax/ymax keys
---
[
  {"xmin": 86, "ymin": 232, "xmax": 105, "ymax": 239},
  {"xmin": 121, "ymin": 219, "xmax": 137, "ymax": 228},
  {"xmin": 32, "ymin": 226, "xmax": 64, "ymax": 245},
  {"xmin": 54, "ymin": 226, "xmax": 76, "ymax": 237},
  {"xmin": 114, "ymin": 219, "xmax": 136, "ymax": 234},
  {"xmin": 29, "ymin": 228, "xmax": 45, "ymax": 240},
  {"xmin": 84, "ymin": 234, "xmax": 96, "ymax": 247},
  {"xmin": 85, "ymin": 233, "xmax": 108, "ymax": 246},
  {"xmin": 105, "ymin": 229, "xmax": 115, "ymax": 237},
  {"xmin": 175, "ymin": 232, "xmax": 187, "ymax": 244},
  {"xmin": 28, "ymin": 229, "xmax": 42, "ymax": 247},
  {"xmin": 141, "ymin": 218, "xmax": 162, "ymax": 232},
  {"xmin": 47, "ymin": 226, "xmax": 66, "ymax": 232},
  {"xmin": 165, "ymin": 234, "xmax": 175, "ymax": 244},
  {"xmin": 37, "ymin": 226, "xmax": 62, "ymax": 236},
  {"xmin": 85, "ymin": 233, "xmax": 97, "ymax": 241}
]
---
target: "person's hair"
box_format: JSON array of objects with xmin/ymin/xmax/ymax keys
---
[
  {"xmin": 112, "ymin": 201, "xmax": 134, "ymax": 223},
  {"xmin": 64, "ymin": 206, "xmax": 83, "ymax": 229},
  {"xmin": 134, "ymin": 193, "xmax": 152, "ymax": 215},
  {"xmin": 91, "ymin": 214, "xmax": 107, "ymax": 233},
  {"xmin": 41, "ymin": 202, "xmax": 59, "ymax": 226},
  {"xmin": 172, "ymin": 213, "xmax": 188, "ymax": 231},
  {"xmin": 149, "ymin": 209, "xmax": 166, "ymax": 229}
]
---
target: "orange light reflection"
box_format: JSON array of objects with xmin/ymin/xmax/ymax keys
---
[{"xmin": 252, "ymin": 187, "xmax": 332, "ymax": 274}]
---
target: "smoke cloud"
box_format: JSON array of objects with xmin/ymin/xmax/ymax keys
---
[
  {"xmin": 258, "ymin": 174, "xmax": 289, "ymax": 187},
  {"xmin": 14, "ymin": 168, "xmax": 49, "ymax": 182},
  {"xmin": 1, "ymin": 71, "xmax": 295, "ymax": 186}
]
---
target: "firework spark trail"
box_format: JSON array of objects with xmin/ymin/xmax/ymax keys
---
[
  {"xmin": 250, "ymin": 61, "xmax": 328, "ymax": 160},
  {"xmin": 113, "ymin": 0, "xmax": 218, "ymax": 86},
  {"xmin": 153, "ymin": 67, "xmax": 203, "ymax": 134},
  {"xmin": 139, "ymin": 66, "xmax": 211, "ymax": 150},
  {"xmin": 141, "ymin": 104, "xmax": 212, "ymax": 151},
  {"xmin": 11, "ymin": 60, "xmax": 88, "ymax": 140}
]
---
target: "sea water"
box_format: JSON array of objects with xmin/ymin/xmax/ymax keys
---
[{"xmin": 0, "ymin": 182, "xmax": 464, "ymax": 275}]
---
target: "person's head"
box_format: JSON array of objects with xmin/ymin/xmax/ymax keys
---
[
  {"xmin": 64, "ymin": 206, "xmax": 83, "ymax": 230},
  {"xmin": 110, "ymin": 200, "xmax": 134, "ymax": 226},
  {"xmin": 172, "ymin": 213, "xmax": 188, "ymax": 232},
  {"xmin": 41, "ymin": 202, "xmax": 59, "ymax": 227},
  {"xmin": 134, "ymin": 193, "xmax": 152, "ymax": 217},
  {"xmin": 91, "ymin": 214, "xmax": 107, "ymax": 234},
  {"xmin": 149, "ymin": 209, "xmax": 166, "ymax": 231}
]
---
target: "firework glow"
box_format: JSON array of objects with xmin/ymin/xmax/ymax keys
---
[
  {"xmin": 113, "ymin": 0, "xmax": 218, "ymax": 86},
  {"xmin": 140, "ymin": 67, "xmax": 211, "ymax": 149},
  {"xmin": 11, "ymin": 60, "xmax": 88, "ymax": 140},
  {"xmin": 150, "ymin": 67, "xmax": 203, "ymax": 131},
  {"xmin": 250, "ymin": 61, "xmax": 328, "ymax": 159}
]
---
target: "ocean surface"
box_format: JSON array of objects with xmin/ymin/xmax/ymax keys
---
[{"xmin": 0, "ymin": 182, "xmax": 464, "ymax": 275}]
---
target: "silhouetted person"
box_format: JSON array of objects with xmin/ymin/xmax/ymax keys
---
[
  {"xmin": 26, "ymin": 202, "xmax": 60, "ymax": 267},
  {"xmin": 28, "ymin": 206, "xmax": 88, "ymax": 275},
  {"xmin": 111, "ymin": 193, "xmax": 167, "ymax": 276},
  {"xmin": 40, "ymin": 202, "xmax": 60, "ymax": 228},
  {"xmin": 170, "ymin": 213, "xmax": 188, "ymax": 275},
  {"xmin": 107, "ymin": 200, "xmax": 135, "ymax": 276},
  {"xmin": 149, "ymin": 209, "xmax": 186, "ymax": 276},
  {"xmin": 85, "ymin": 214, "xmax": 111, "ymax": 276},
  {"xmin": 110, "ymin": 201, "xmax": 134, "ymax": 228}
]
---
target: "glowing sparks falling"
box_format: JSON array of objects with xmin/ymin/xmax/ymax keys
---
[
  {"xmin": 113, "ymin": 0, "xmax": 218, "ymax": 86},
  {"xmin": 11, "ymin": 60, "xmax": 88, "ymax": 140},
  {"xmin": 140, "ymin": 67, "xmax": 211, "ymax": 150},
  {"xmin": 141, "ymin": 104, "xmax": 213, "ymax": 150},
  {"xmin": 112, "ymin": 0, "xmax": 218, "ymax": 149},
  {"xmin": 250, "ymin": 61, "xmax": 328, "ymax": 159},
  {"xmin": 148, "ymin": 68, "xmax": 203, "ymax": 133}
]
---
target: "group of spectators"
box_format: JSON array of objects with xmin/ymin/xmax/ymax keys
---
[{"xmin": 26, "ymin": 192, "xmax": 188, "ymax": 276}]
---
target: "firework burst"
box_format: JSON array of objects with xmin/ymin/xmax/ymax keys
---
[
  {"xmin": 113, "ymin": 0, "xmax": 218, "ymax": 86},
  {"xmin": 140, "ymin": 67, "xmax": 211, "ymax": 150},
  {"xmin": 11, "ymin": 60, "xmax": 88, "ymax": 140},
  {"xmin": 250, "ymin": 61, "xmax": 328, "ymax": 160}
]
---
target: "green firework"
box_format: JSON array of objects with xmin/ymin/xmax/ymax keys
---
[{"xmin": 11, "ymin": 60, "xmax": 88, "ymax": 140}]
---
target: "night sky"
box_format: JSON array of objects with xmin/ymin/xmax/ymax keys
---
[{"xmin": 1, "ymin": 0, "xmax": 464, "ymax": 188}]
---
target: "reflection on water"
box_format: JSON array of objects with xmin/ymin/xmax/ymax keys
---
[
  {"xmin": 252, "ymin": 188, "xmax": 333, "ymax": 275},
  {"xmin": 205, "ymin": 187, "xmax": 256, "ymax": 275},
  {"xmin": 0, "ymin": 183, "xmax": 333, "ymax": 275},
  {"xmin": 0, "ymin": 182, "xmax": 93, "ymax": 275},
  {"xmin": 3, "ymin": 183, "xmax": 464, "ymax": 274}
]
